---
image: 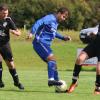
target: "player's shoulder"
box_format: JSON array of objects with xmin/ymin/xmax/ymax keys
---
[
  {"xmin": 44, "ymin": 14, "xmax": 56, "ymax": 21},
  {"xmin": 80, "ymin": 26, "xmax": 98, "ymax": 34},
  {"xmin": 5, "ymin": 17, "xmax": 15, "ymax": 25},
  {"xmin": 5, "ymin": 17, "xmax": 12, "ymax": 20},
  {"xmin": 4, "ymin": 17, "xmax": 13, "ymax": 22}
]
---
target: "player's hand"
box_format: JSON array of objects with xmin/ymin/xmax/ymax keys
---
[
  {"xmin": 26, "ymin": 33, "xmax": 33, "ymax": 40},
  {"xmin": 10, "ymin": 29, "xmax": 21, "ymax": 36},
  {"xmin": 63, "ymin": 36, "xmax": 71, "ymax": 41},
  {"xmin": 89, "ymin": 32, "xmax": 96, "ymax": 39}
]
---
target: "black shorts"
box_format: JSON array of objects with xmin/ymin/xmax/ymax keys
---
[
  {"xmin": 83, "ymin": 41, "xmax": 100, "ymax": 61},
  {"xmin": 0, "ymin": 42, "xmax": 13, "ymax": 61}
]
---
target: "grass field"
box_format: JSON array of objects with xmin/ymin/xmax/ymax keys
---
[
  {"xmin": 0, "ymin": 30, "xmax": 99, "ymax": 100},
  {"xmin": 0, "ymin": 70, "xmax": 99, "ymax": 100}
]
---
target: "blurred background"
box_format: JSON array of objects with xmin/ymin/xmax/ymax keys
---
[{"xmin": 0, "ymin": 0, "xmax": 100, "ymax": 30}]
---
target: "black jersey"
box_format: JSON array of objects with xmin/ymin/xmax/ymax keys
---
[
  {"xmin": 94, "ymin": 24, "xmax": 100, "ymax": 44},
  {"xmin": 0, "ymin": 17, "xmax": 17, "ymax": 46},
  {"xmin": 98, "ymin": 24, "xmax": 100, "ymax": 33}
]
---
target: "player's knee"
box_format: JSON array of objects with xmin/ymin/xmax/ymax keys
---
[
  {"xmin": 5, "ymin": 60, "xmax": 15, "ymax": 69},
  {"xmin": 76, "ymin": 56, "xmax": 85, "ymax": 65},
  {"xmin": 47, "ymin": 54, "xmax": 56, "ymax": 61}
]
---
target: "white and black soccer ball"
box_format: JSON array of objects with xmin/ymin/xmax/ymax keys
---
[{"xmin": 55, "ymin": 80, "xmax": 67, "ymax": 93}]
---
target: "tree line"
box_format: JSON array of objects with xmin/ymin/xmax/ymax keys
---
[{"xmin": 0, "ymin": 0, "xmax": 100, "ymax": 30}]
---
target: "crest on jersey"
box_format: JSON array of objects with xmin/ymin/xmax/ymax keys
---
[{"xmin": 3, "ymin": 22, "xmax": 7, "ymax": 27}]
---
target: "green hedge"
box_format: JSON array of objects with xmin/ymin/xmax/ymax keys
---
[{"xmin": 0, "ymin": 0, "xmax": 100, "ymax": 30}]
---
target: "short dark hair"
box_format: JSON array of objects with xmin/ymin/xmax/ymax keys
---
[
  {"xmin": 0, "ymin": 3, "xmax": 8, "ymax": 11},
  {"xmin": 57, "ymin": 7, "xmax": 69, "ymax": 14}
]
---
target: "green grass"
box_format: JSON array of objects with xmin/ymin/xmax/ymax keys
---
[
  {"xmin": 0, "ymin": 70, "xmax": 100, "ymax": 100},
  {"xmin": 0, "ymin": 30, "xmax": 98, "ymax": 100}
]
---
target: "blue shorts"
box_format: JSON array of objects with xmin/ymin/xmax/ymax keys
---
[{"xmin": 33, "ymin": 40, "xmax": 52, "ymax": 62}]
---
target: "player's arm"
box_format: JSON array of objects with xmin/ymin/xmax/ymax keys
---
[
  {"xmin": 97, "ymin": 24, "xmax": 100, "ymax": 36},
  {"xmin": 27, "ymin": 15, "xmax": 52, "ymax": 39},
  {"xmin": 26, "ymin": 32, "xmax": 33, "ymax": 39},
  {"xmin": 30, "ymin": 17, "xmax": 44, "ymax": 34},
  {"xmin": 49, "ymin": 20, "xmax": 71, "ymax": 41},
  {"xmin": 55, "ymin": 32, "xmax": 71, "ymax": 41},
  {"xmin": 8, "ymin": 17, "xmax": 21, "ymax": 36},
  {"xmin": 80, "ymin": 26, "xmax": 98, "ymax": 36},
  {"xmin": 89, "ymin": 32, "xmax": 97, "ymax": 38},
  {"xmin": 26, "ymin": 17, "xmax": 45, "ymax": 39},
  {"xmin": 10, "ymin": 29, "xmax": 21, "ymax": 36}
]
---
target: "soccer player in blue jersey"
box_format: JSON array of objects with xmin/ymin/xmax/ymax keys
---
[{"xmin": 27, "ymin": 7, "xmax": 71, "ymax": 87}]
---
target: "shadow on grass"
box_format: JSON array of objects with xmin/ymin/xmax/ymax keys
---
[
  {"xmin": 0, "ymin": 89, "xmax": 94, "ymax": 95},
  {"xmin": 59, "ymin": 68, "xmax": 96, "ymax": 72},
  {"xmin": 0, "ymin": 88, "xmax": 54, "ymax": 93}
]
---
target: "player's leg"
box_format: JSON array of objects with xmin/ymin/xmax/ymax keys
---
[
  {"xmin": 54, "ymin": 63, "xmax": 59, "ymax": 81},
  {"xmin": 94, "ymin": 61, "xmax": 100, "ymax": 94},
  {"xmin": 47, "ymin": 55, "xmax": 62, "ymax": 86},
  {"xmin": 68, "ymin": 43, "xmax": 95, "ymax": 93},
  {"xmin": 68, "ymin": 51, "xmax": 88, "ymax": 93},
  {"xmin": 2, "ymin": 43, "xmax": 24, "ymax": 90},
  {"xmin": 0, "ymin": 54, "xmax": 4, "ymax": 88},
  {"xmin": 93, "ymin": 43, "xmax": 100, "ymax": 94},
  {"xmin": 33, "ymin": 41, "xmax": 62, "ymax": 86},
  {"xmin": 5, "ymin": 60, "xmax": 24, "ymax": 90}
]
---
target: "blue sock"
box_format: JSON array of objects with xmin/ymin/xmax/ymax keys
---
[
  {"xmin": 54, "ymin": 70, "xmax": 59, "ymax": 81},
  {"xmin": 47, "ymin": 61, "xmax": 59, "ymax": 81}
]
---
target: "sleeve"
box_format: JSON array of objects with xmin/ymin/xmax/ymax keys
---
[
  {"xmin": 30, "ymin": 18, "xmax": 44, "ymax": 34},
  {"xmin": 43, "ymin": 16, "xmax": 64, "ymax": 40},
  {"xmin": 97, "ymin": 24, "xmax": 100, "ymax": 36},
  {"xmin": 55, "ymin": 32, "xmax": 64, "ymax": 40},
  {"xmin": 44, "ymin": 21, "xmax": 65, "ymax": 40},
  {"xmin": 7, "ymin": 17, "xmax": 17, "ymax": 30},
  {"xmin": 98, "ymin": 24, "xmax": 100, "ymax": 32},
  {"xmin": 80, "ymin": 27, "xmax": 98, "ymax": 35},
  {"xmin": 31, "ymin": 14, "xmax": 57, "ymax": 34}
]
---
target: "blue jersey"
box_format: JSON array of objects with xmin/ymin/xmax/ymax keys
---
[{"xmin": 31, "ymin": 14, "xmax": 64, "ymax": 46}]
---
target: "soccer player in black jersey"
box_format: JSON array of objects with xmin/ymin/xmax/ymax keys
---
[
  {"xmin": 68, "ymin": 24, "xmax": 100, "ymax": 94},
  {"xmin": 0, "ymin": 4, "xmax": 24, "ymax": 90}
]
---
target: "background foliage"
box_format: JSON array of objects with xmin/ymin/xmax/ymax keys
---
[{"xmin": 0, "ymin": 0, "xmax": 100, "ymax": 30}]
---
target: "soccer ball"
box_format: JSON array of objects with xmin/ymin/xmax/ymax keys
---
[{"xmin": 55, "ymin": 80, "xmax": 67, "ymax": 92}]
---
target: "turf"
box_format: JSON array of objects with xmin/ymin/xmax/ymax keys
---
[
  {"xmin": 0, "ymin": 70, "xmax": 99, "ymax": 100},
  {"xmin": 0, "ymin": 31, "xmax": 99, "ymax": 100}
]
